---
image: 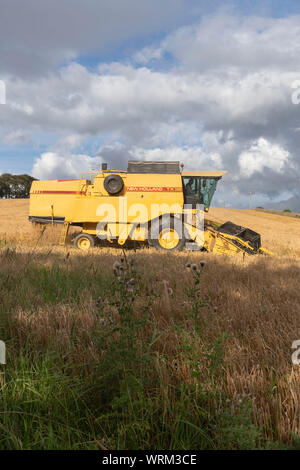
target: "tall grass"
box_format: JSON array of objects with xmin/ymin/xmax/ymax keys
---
[
  {"xmin": 1, "ymin": 200, "xmax": 300, "ymax": 449},
  {"xmin": 0, "ymin": 243, "xmax": 298, "ymax": 449}
]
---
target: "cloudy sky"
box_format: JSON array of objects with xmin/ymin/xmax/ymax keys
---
[{"xmin": 1, "ymin": 0, "xmax": 300, "ymax": 208}]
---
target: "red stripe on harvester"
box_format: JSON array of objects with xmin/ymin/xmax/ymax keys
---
[
  {"xmin": 126, "ymin": 186, "xmax": 182, "ymax": 192},
  {"xmin": 38, "ymin": 190, "xmax": 86, "ymax": 195}
]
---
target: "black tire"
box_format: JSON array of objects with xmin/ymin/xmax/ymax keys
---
[
  {"xmin": 74, "ymin": 233, "xmax": 95, "ymax": 251},
  {"xmin": 104, "ymin": 174, "xmax": 124, "ymax": 195},
  {"xmin": 150, "ymin": 218, "xmax": 186, "ymax": 252}
]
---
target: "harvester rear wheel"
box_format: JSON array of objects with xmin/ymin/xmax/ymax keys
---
[
  {"xmin": 151, "ymin": 219, "xmax": 186, "ymax": 252},
  {"xmin": 74, "ymin": 233, "xmax": 95, "ymax": 251}
]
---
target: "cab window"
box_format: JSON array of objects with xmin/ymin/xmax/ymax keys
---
[{"xmin": 182, "ymin": 177, "xmax": 218, "ymax": 210}]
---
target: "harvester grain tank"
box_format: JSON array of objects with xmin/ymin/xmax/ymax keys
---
[{"xmin": 29, "ymin": 161, "xmax": 271, "ymax": 255}]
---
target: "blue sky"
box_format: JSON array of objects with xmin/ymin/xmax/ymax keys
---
[{"xmin": 1, "ymin": 0, "xmax": 300, "ymax": 207}]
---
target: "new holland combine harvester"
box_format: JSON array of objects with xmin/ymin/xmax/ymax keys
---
[{"xmin": 29, "ymin": 161, "xmax": 271, "ymax": 255}]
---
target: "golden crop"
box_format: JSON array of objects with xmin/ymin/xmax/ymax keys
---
[{"xmin": 2, "ymin": 199, "xmax": 300, "ymax": 445}]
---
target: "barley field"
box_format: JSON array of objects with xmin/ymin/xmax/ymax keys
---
[{"xmin": 1, "ymin": 199, "xmax": 300, "ymax": 449}]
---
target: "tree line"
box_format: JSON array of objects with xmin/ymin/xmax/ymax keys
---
[{"xmin": 0, "ymin": 174, "xmax": 36, "ymax": 198}]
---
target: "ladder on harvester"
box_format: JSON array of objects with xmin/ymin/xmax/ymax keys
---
[{"xmin": 59, "ymin": 222, "xmax": 70, "ymax": 246}]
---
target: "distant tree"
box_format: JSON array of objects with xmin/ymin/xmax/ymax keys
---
[
  {"xmin": 14, "ymin": 174, "xmax": 36, "ymax": 198},
  {"xmin": 0, "ymin": 173, "xmax": 37, "ymax": 198},
  {"xmin": 0, "ymin": 177, "xmax": 10, "ymax": 198},
  {"xmin": 283, "ymin": 208, "xmax": 292, "ymax": 212},
  {"xmin": 256, "ymin": 206, "xmax": 264, "ymax": 209}
]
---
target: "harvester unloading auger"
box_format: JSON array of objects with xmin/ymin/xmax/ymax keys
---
[{"xmin": 28, "ymin": 160, "xmax": 272, "ymax": 256}]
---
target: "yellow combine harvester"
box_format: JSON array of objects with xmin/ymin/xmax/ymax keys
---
[{"xmin": 29, "ymin": 161, "xmax": 271, "ymax": 255}]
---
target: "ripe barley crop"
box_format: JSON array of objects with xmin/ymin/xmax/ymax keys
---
[{"xmin": 0, "ymin": 200, "xmax": 300, "ymax": 449}]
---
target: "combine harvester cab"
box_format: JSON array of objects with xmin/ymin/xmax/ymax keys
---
[{"xmin": 29, "ymin": 161, "xmax": 272, "ymax": 256}]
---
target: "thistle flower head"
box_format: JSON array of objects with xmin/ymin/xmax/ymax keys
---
[{"xmin": 113, "ymin": 260, "xmax": 121, "ymax": 270}]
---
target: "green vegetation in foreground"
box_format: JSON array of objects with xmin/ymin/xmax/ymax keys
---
[{"xmin": 0, "ymin": 247, "xmax": 285, "ymax": 450}]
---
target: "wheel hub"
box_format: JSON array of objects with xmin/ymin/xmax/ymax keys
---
[
  {"xmin": 77, "ymin": 237, "xmax": 91, "ymax": 250},
  {"xmin": 158, "ymin": 228, "xmax": 180, "ymax": 250}
]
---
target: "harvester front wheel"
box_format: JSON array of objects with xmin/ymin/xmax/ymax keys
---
[
  {"xmin": 151, "ymin": 219, "xmax": 186, "ymax": 252},
  {"xmin": 74, "ymin": 233, "xmax": 95, "ymax": 251}
]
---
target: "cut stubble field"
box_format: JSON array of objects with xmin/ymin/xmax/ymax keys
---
[{"xmin": 0, "ymin": 199, "xmax": 300, "ymax": 449}]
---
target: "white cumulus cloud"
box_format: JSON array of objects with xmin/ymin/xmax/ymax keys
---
[
  {"xmin": 32, "ymin": 152, "xmax": 102, "ymax": 180},
  {"xmin": 239, "ymin": 138, "xmax": 291, "ymax": 177}
]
